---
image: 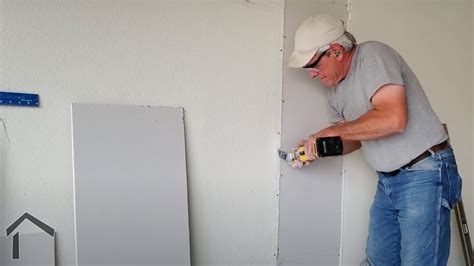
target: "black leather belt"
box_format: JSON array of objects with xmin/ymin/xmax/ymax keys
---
[{"xmin": 380, "ymin": 140, "xmax": 450, "ymax": 177}]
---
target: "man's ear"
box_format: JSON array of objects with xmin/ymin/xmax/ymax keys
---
[{"xmin": 329, "ymin": 43, "xmax": 344, "ymax": 61}]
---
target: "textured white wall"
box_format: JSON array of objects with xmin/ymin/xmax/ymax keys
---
[
  {"xmin": 0, "ymin": 118, "xmax": 6, "ymax": 231},
  {"xmin": 0, "ymin": 1, "xmax": 283, "ymax": 265},
  {"xmin": 2, "ymin": 1, "xmax": 473, "ymax": 266},
  {"xmin": 341, "ymin": 1, "xmax": 473, "ymax": 265}
]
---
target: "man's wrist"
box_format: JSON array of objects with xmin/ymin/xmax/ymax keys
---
[{"xmin": 317, "ymin": 126, "xmax": 340, "ymax": 138}]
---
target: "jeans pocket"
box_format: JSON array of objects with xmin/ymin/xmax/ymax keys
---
[{"xmin": 443, "ymin": 163, "xmax": 462, "ymax": 209}]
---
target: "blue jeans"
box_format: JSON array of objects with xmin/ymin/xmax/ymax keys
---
[{"xmin": 363, "ymin": 147, "xmax": 462, "ymax": 266}]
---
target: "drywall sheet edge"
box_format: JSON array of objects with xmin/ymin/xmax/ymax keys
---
[
  {"xmin": 72, "ymin": 104, "xmax": 190, "ymax": 266},
  {"xmin": 278, "ymin": 1, "xmax": 348, "ymax": 265}
]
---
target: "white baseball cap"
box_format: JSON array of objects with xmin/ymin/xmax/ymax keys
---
[{"xmin": 288, "ymin": 14, "xmax": 345, "ymax": 68}]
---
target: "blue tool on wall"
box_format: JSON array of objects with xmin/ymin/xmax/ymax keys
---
[{"xmin": 0, "ymin": 91, "xmax": 39, "ymax": 107}]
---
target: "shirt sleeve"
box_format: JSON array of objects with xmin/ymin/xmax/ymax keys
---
[{"xmin": 361, "ymin": 43, "xmax": 405, "ymax": 101}]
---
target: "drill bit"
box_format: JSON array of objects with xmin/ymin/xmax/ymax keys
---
[{"xmin": 278, "ymin": 148, "xmax": 299, "ymax": 162}]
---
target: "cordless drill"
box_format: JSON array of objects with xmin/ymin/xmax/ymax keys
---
[{"xmin": 278, "ymin": 136, "xmax": 343, "ymax": 165}]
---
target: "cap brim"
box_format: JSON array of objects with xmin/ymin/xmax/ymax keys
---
[{"xmin": 288, "ymin": 49, "xmax": 318, "ymax": 68}]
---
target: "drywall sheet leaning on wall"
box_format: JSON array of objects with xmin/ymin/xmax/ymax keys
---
[
  {"xmin": 71, "ymin": 104, "xmax": 190, "ymax": 266},
  {"xmin": 278, "ymin": 1, "xmax": 348, "ymax": 265}
]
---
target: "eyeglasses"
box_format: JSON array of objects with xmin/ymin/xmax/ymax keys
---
[{"xmin": 303, "ymin": 49, "xmax": 328, "ymax": 69}]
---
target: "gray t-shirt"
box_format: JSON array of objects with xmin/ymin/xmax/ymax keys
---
[{"xmin": 328, "ymin": 41, "xmax": 447, "ymax": 172}]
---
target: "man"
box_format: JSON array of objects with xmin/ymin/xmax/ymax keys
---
[{"xmin": 288, "ymin": 14, "xmax": 462, "ymax": 265}]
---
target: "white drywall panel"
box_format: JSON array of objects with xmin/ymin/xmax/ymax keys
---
[
  {"xmin": 278, "ymin": 1, "xmax": 348, "ymax": 265},
  {"xmin": 71, "ymin": 104, "xmax": 190, "ymax": 266}
]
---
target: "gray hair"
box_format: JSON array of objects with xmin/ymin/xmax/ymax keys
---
[
  {"xmin": 321, "ymin": 31, "xmax": 356, "ymax": 52},
  {"xmin": 336, "ymin": 31, "xmax": 356, "ymax": 52}
]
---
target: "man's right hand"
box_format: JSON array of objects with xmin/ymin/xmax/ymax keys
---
[
  {"xmin": 290, "ymin": 159, "xmax": 310, "ymax": 168},
  {"xmin": 289, "ymin": 139, "xmax": 314, "ymax": 168}
]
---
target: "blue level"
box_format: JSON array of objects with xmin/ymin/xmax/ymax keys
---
[{"xmin": 0, "ymin": 91, "xmax": 39, "ymax": 107}]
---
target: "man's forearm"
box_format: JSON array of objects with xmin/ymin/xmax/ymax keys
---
[
  {"xmin": 326, "ymin": 109, "xmax": 406, "ymax": 141},
  {"xmin": 342, "ymin": 140, "xmax": 361, "ymax": 155}
]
